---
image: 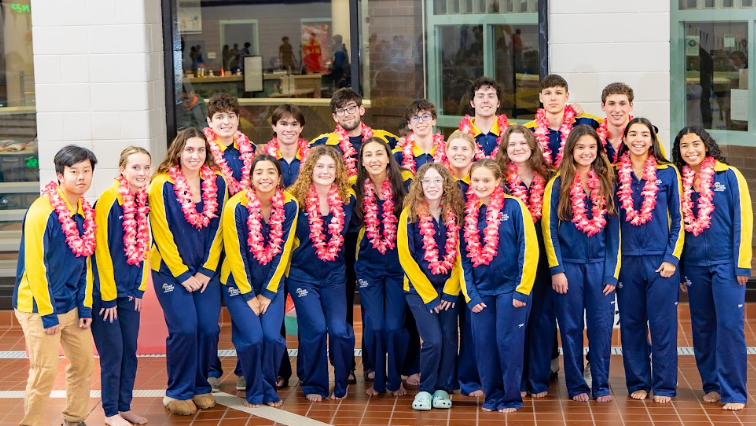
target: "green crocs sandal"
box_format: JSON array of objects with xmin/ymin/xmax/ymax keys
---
[
  {"xmin": 432, "ymin": 390, "xmax": 452, "ymax": 409},
  {"xmin": 412, "ymin": 391, "xmax": 433, "ymax": 411}
]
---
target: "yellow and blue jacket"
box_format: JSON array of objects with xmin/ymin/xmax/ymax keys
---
[
  {"xmin": 220, "ymin": 190, "xmax": 298, "ymax": 301},
  {"xmin": 397, "ymin": 207, "xmax": 461, "ymax": 311},
  {"xmin": 542, "ymin": 174, "xmax": 621, "ymax": 284},
  {"xmin": 271, "ymin": 149, "xmax": 305, "ymax": 188},
  {"xmin": 456, "ymin": 174, "xmax": 471, "ymax": 201},
  {"xmin": 681, "ymin": 161, "xmax": 752, "ymax": 276},
  {"xmin": 525, "ymin": 113, "xmax": 601, "ymax": 162},
  {"xmin": 616, "ymin": 163, "xmax": 684, "ymax": 265},
  {"xmin": 13, "ymin": 189, "xmax": 94, "ymax": 328},
  {"xmin": 310, "ymin": 128, "xmax": 400, "ymax": 155},
  {"xmin": 287, "ymin": 191, "xmax": 357, "ymax": 283},
  {"xmin": 464, "ymin": 116, "xmax": 505, "ymax": 157},
  {"xmin": 504, "ymin": 178, "xmax": 548, "ymax": 248},
  {"xmin": 92, "ymin": 180, "xmax": 150, "ymax": 308},
  {"xmin": 391, "ymin": 139, "xmax": 438, "ymax": 173},
  {"xmin": 148, "ymin": 171, "xmax": 228, "ymax": 282},
  {"xmin": 211, "ymin": 136, "xmax": 257, "ymax": 184},
  {"xmin": 459, "ymin": 195, "xmax": 539, "ymax": 307}
]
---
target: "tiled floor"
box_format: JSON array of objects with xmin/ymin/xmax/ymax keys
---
[{"xmin": 2, "ymin": 305, "xmax": 756, "ymax": 426}]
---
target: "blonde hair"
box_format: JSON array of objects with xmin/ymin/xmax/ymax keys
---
[
  {"xmin": 289, "ymin": 145, "xmax": 351, "ymax": 206},
  {"xmin": 446, "ymin": 130, "xmax": 476, "ymax": 151},
  {"xmin": 119, "ymin": 146, "xmax": 151, "ymax": 169}
]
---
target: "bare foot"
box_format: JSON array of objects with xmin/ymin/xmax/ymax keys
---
[
  {"xmin": 406, "ymin": 373, "xmax": 420, "ymax": 386},
  {"xmin": 630, "ymin": 390, "xmax": 648, "ymax": 400},
  {"xmin": 481, "ymin": 406, "xmax": 494, "ymax": 412},
  {"xmin": 572, "ymin": 393, "xmax": 590, "ymax": 402},
  {"xmin": 267, "ymin": 400, "xmax": 283, "ymax": 408},
  {"xmin": 243, "ymin": 401, "xmax": 261, "ymax": 408},
  {"xmin": 468, "ymin": 390, "xmax": 484, "ymax": 398},
  {"xmin": 119, "ymin": 411, "xmax": 147, "ymax": 425},
  {"xmin": 393, "ymin": 384, "xmax": 407, "ymax": 397},
  {"xmin": 723, "ymin": 403, "xmax": 745, "ymax": 411},
  {"xmin": 653, "ymin": 395, "xmax": 671, "ymax": 404},
  {"xmin": 365, "ymin": 386, "xmax": 380, "ymax": 396},
  {"xmin": 306, "ymin": 393, "xmax": 322, "ymax": 402},
  {"xmin": 532, "ymin": 391, "xmax": 548, "ymax": 398},
  {"xmin": 104, "ymin": 415, "xmax": 131, "ymax": 426},
  {"xmin": 703, "ymin": 391, "xmax": 721, "ymax": 403},
  {"xmin": 330, "ymin": 388, "xmax": 347, "ymax": 400},
  {"xmin": 499, "ymin": 407, "xmax": 518, "ymax": 413},
  {"xmin": 596, "ymin": 395, "xmax": 613, "ymax": 403},
  {"xmin": 120, "ymin": 411, "xmax": 148, "ymax": 425},
  {"xmin": 520, "ymin": 391, "xmax": 527, "ymax": 398},
  {"xmin": 367, "ymin": 370, "xmax": 375, "ymax": 380}
]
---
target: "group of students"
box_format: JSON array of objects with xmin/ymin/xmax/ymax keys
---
[{"xmin": 12, "ymin": 74, "xmax": 753, "ymax": 426}]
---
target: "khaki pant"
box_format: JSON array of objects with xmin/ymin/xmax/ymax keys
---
[{"xmin": 15, "ymin": 309, "xmax": 94, "ymax": 426}]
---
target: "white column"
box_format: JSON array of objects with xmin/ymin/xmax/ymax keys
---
[
  {"xmin": 331, "ymin": 0, "xmax": 351, "ymax": 52},
  {"xmin": 30, "ymin": 0, "xmax": 166, "ymax": 198},
  {"xmin": 548, "ymin": 0, "xmax": 671, "ymax": 146}
]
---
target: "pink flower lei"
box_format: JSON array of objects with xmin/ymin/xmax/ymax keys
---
[
  {"xmin": 42, "ymin": 181, "xmax": 97, "ymax": 257},
  {"xmin": 306, "ymin": 184, "xmax": 345, "ymax": 261},
  {"xmin": 533, "ymin": 105, "xmax": 575, "ymax": 167},
  {"xmin": 505, "ymin": 162, "xmax": 546, "ymax": 222},
  {"xmin": 463, "ymin": 185, "xmax": 505, "ymax": 267},
  {"xmin": 596, "ymin": 115, "xmax": 633, "ymax": 163},
  {"xmin": 117, "ymin": 176, "xmax": 150, "ymax": 265},
  {"xmin": 362, "ymin": 176, "xmax": 397, "ymax": 254},
  {"xmin": 617, "ymin": 153, "xmax": 658, "ymax": 226},
  {"xmin": 569, "ymin": 169, "xmax": 607, "ymax": 236},
  {"xmin": 167, "ymin": 166, "xmax": 220, "ymax": 229},
  {"xmin": 458, "ymin": 114, "xmax": 509, "ymax": 159},
  {"xmin": 246, "ymin": 187, "xmax": 286, "ymax": 265},
  {"xmin": 265, "ymin": 137, "xmax": 310, "ymax": 162},
  {"xmin": 334, "ymin": 123, "xmax": 373, "ymax": 177},
  {"xmin": 204, "ymin": 127, "xmax": 255, "ymax": 195},
  {"xmin": 419, "ymin": 204, "xmax": 459, "ymax": 275},
  {"xmin": 402, "ymin": 132, "xmax": 447, "ymax": 173},
  {"xmin": 681, "ymin": 156, "xmax": 716, "ymax": 236}
]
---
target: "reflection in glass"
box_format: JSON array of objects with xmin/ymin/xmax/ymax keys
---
[
  {"xmin": 493, "ymin": 24, "xmax": 539, "ymax": 119},
  {"xmin": 438, "ymin": 25, "xmax": 484, "ymax": 117}
]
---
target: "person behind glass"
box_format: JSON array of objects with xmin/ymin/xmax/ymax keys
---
[
  {"xmin": 264, "ymin": 104, "xmax": 310, "ymax": 188},
  {"xmin": 13, "ymin": 145, "xmax": 97, "ymax": 426},
  {"xmin": 92, "ymin": 147, "xmax": 152, "ymax": 426},
  {"xmin": 310, "ymin": 88, "xmax": 398, "ymax": 381},
  {"xmin": 203, "ymin": 93, "xmax": 256, "ymax": 392},
  {"xmin": 178, "ymin": 83, "xmax": 208, "ymax": 131},
  {"xmin": 495, "ymin": 124, "xmax": 553, "ymax": 399},
  {"xmin": 457, "ymin": 76, "xmax": 510, "ymax": 159},
  {"xmin": 220, "ymin": 155, "xmax": 298, "ymax": 408},
  {"xmin": 460, "ymin": 159, "xmax": 539, "ymax": 413},
  {"xmin": 614, "ymin": 118, "xmax": 683, "ymax": 403},
  {"xmin": 354, "ymin": 137, "xmax": 412, "ymax": 396},
  {"xmin": 287, "ymin": 146, "xmax": 356, "ymax": 401},
  {"xmin": 393, "ymin": 99, "xmax": 444, "ymax": 173},
  {"xmin": 542, "ymin": 125, "xmax": 620, "ymax": 403},
  {"xmin": 398, "ymin": 163, "xmax": 464, "ymax": 411},
  {"xmin": 597, "ymin": 82, "xmax": 635, "ymax": 163},
  {"xmin": 673, "ymin": 127, "xmax": 752, "ymax": 411},
  {"xmin": 150, "ymin": 128, "xmax": 228, "ymax": 415}
]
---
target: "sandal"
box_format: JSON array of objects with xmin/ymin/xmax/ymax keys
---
[
  {"xmin": 364, "ymin": 368, "xmax": 375, "ymax": 382},
  {"xmin": 432, "ymin": 390, "xmax": 452, "ymax": 409},
  {"xmin": 347, "ymin": 371, "xmax": 357, "ymax": 385},
  {"xmin": 412, "ymin": 391, "xmax": 432, "ymax": 411}
]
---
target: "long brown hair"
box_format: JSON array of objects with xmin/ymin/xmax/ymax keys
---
[
  {"xmin": 556, "ymin": 125, "xmax": 616, "ymax": 221},
  {"xmin": 154, "ymin": 127, "xmax": 217, "ymax": 176},
  {"xmin": 289, "ymin": 145, "xmax": 351, "ymax": 206},
  {"xmin": 355, "ymin": 137, "xmax": 407, "ymax": 224},
  {"xmin": 404, "ymin": 162, "xmax": 463, "ymax": 225},
  {"xmin": 617, "ymin": 117, "xmax": 669, "ymax": 163},
  {"xmin": 495, "ymin": 124, "xmax": 550, "ymax": 183}
]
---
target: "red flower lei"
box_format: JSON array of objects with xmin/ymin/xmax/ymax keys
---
[
  {"xmin": 402, "ymin": 133, "xmax": 447, "ymax": 172},
  {"xmin": 419, "ymin": 205, "xmax": 459, "ymax": 275},
  {"xmin": 458, "ymin": 114, "xmax": 509, "ymax": 159},
  {"xmin": 596, "ymin": 115, "xmax": 633, "ymax": 163},
  {"xmin": 681, "ymin": 156, "xmax": 716, "ymax": 236},
  {"xmin": 463, "ymin": 186, "xmax": 505, "ymax": 267},
  {"xmin": 306, "ymin": 184, "xmax": 345, "ymax": 261},
  {"xmin": 334, "ymin": 123, "xmax": 373, "ymax": 177},
  {"xmin": 167, "ymin": 166, "xmax": 220, "ymax": 229},
  {"xmin": 505, "ymin": 162, "xmax": 546, "ymax": 222},
  {"xmin": 117, "ymin": 176, "xmax": 150, "ymax": 265},
  {"xmin": 362, "ymin": 177, "xmax": 397, "ymax": 254},
  {"xmin": 42, "ymin": 181, "xmax": 97, "ymax": 257},
  {"xmin": 204, "ymin": 127, "xmax": 255, "ymax": 195},
  {"xmin": 533, "ymin": 105, "xmax": 575, "ymax": 167},
  {"xmin": 246, "ymin": 188, "xmax": 285, "ymax": 265},
  {"xmin": 617, "ymin": 153, "xmax": 658, "ymax": 226},
  {"xmin": 265, "ymin": 137, "xmax": 310, "ymax": 162},
  {"xmin": 569, "ymin": 169, "xmax": 607, "ymax": 236}
]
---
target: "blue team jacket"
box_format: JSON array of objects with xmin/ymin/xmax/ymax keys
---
[
  {"xmin": 525, "ymin": 114, "xmax": 601, "ymax": 162},
  {"xmin": 209, "ymin": 135, "xmax": 257, "ymax": 185}
]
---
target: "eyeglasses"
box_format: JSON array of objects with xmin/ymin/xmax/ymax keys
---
[
  {"xmin": 335, "ymin": 104, "xmax": 359, "ymax": 117},
  {"xmin": 421, "ymin": 178, "xmax": 443, "ymax": 186},
  {"xmin": 410, "ymin": 114, "xmax": 434, "ymax": 123}
]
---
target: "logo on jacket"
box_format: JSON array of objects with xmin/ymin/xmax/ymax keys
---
[
  {"xmin": 714, "ymin": 182, "xmax": 726, "ymax": 192},
  {"xmin": 162, "ymin": 283, "xmax": 174, "ymax": 293},
  {"xmin": 358, "ymin": 279, "xmax": 369, "ymax": 288},
  {"xmin": 655, "ymin": 179, "xmax": 663, "ymax": 185},
  {"xmin": 296, "ymin": 288, "xmax": 308, "ymax": 298},
  {"xmin": 617, "ymin": 282, "xmax": 623, "ymax": 289},
  {"xmin": 500, "ymin": 213, "xmax": 509, "ymax": 222},
  {"xmin": 684, "ymin": 276, "xmax": 692, "ymax": 287},
  {"xmin": 228, "ymin": 287, "xmax": 240, "ymax": 297}
]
